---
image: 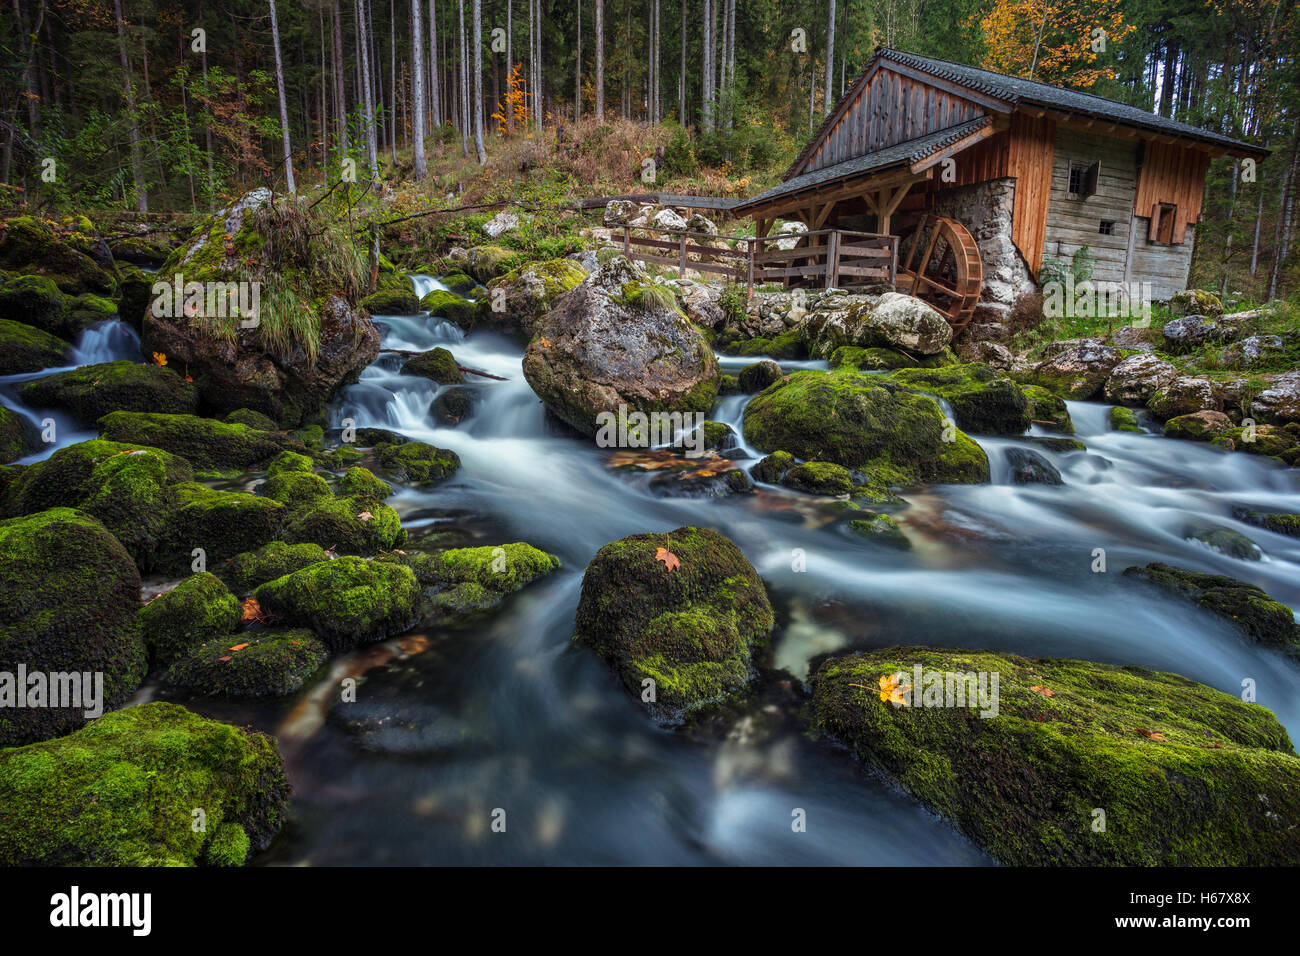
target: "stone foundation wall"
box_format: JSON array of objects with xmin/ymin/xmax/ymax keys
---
[{"xmin": 927, "ymin": 177, "xmax": 1036, "ymax": 315}]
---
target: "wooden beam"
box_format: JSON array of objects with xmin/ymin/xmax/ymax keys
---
[{"xmin": 910, "ymin": 120, "xmax": 994, "ymax": 174}]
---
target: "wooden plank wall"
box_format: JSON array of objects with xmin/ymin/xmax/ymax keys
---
[
  {"xmin": 804, "ymin": 67, "xmax": 985, "ymax": 173},
  {"xmin": 1042, "ymin": 128, "xmax": 1139, "ymax": 285},
  {"xmin": 1006, "ymin": 113, "xmax": 1055, "ymax": 276},
  {"xmin": 1129, "ymin": 219, "xmax": 1195, "ymax": 297},
  {"xmin": 1133, "ymin": 142, "xmax": 1208, "ymax": 244}
]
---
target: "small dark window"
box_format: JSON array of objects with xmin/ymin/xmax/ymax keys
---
[
  {"xmin": 1148, "ymin": 203, "xmax": 1178, "ymax": 244},
  {"xmin": 1068, "ymin": 161, "xmax": 1101, "ymax": 199},
  {"xmin": 1099, "ymin": 221, "xmax": 1115, "ymax": 236}
]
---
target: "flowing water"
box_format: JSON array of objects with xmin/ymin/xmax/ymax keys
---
[{"xmin": 4, "ymin": 276, "xmax": 1298, "ymax": 865}]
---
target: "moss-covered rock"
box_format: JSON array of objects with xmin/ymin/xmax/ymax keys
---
[
  {"xmin": 402, "ymin": 346, "xmax": 464, "ymax": 384},
  {"xmin": 386, "ymin": 542, "xmax": 560, "ymax": 617},
  {"xmin": 727, "ymin": 327, "xmax": 807, "ymax": 359},
  {"xmin": 440, "ymin": 271, "xmax": 477, "ymax": 294},
  {"xmin": 884, "ymin": 363, "xmax": 1031, "ymax": 436},
  {"xmin": 1020, "ymin": 384, "xmax": 1074, "ymax": 435},
  {"xmin": 254, "ymin": 556, "xmax": 420, "ymax": 651},
  {"xmin": 0, "ymin": 274, "xmax": 69, "ymax": 336},
  {"xmin": 259, "ymin": 469, "xmax": 333, "ymax": 509},
  {"xmin": 1123, "ymin": 563, "xmax": 1299, "ymax": 648},
  {"xmin": 463, "ymin": 244, "xmax": 518, "ymax": 282},
  {"xmin": 376, "ymin": 440, "xmax": 461, "ymax": 485},
  {"xmin": 98, "ymin": 411, "xmax": 284, "ymax": 472},
  {"xmin": 288, "ymin": 423, "xmax": 324, "ymax": 450},
  {"xmin": 19, "ymin": 361, "xmax": 198, "ymax": 425},
  {"xmin": 782, "ymin": 460, "xmax": 854, "ymax": 496},
  {"xmin": 360, "ymin": 288, "xmax": 422, "ymax": 314},
  {"xmin": 217, "ymin": 540, "xmax": 331, "ymax": 594},
  {"xmin": 813, "ymin": 647, "xmax": 1300, "ymax": 865},
  {"xmin": 0, "ymin": 701, "xmax": 288, "ymax": 866},
  {"xmin": 0, "ymin": 509, "xmax": 146, "ymax": 746},
  {"xmin": 575, "ymin": 526, "xmax": 774, "ymax": 720},
  {"xmin": 1109, "ymin": 406, "xmax": 1143, "ymax": 432},
  {"xmin": 0, "ymin": 216, "xmax": 115, "ymax": 296},
  {"xmin": 338, "ymin": 465, "xmax": 391, "ymax": 498},
  {"xmin": 265, "ymin": 449, "xmax": 313, "ymax": 477},
  {"xmin": 165, "ymin": 628, "xmax": 329, "ymax": 697},
  {"xmin": 1163, "ymin": 410, "xmax": 1233, "ymax": 442},
  {"xmin": 484, "ymin": 258, "xmax": 588, "ymax": 336},
  {"xmin": 751, "ymin": 450, "xmax": 795, "ymax": 484},
  {"xmin": 138, "ymin": 572, "xmax": 242, "ymax": 667},
  {"xmin": 419, "ymin": 289, "xmax": 480, "ymax": 328},
  {"xmin": 737, "ymin": 359, "xmax": 782, "ymax": 393},
  {"xmin": 742, "ymin": 369, "xmax": 990, "ymax": 487},
  {"xmin": 162, "ymin": 482, "xmax": 286, "ymax": 574},
  {"xmin": 0, "ymin": 405, "xmax": 38, "ymax": 465},
  {"xmin": 847, "ymin": 513, "xmax": 910, "ymax": 549},
  {"xmin": 281, "ymin": 492, "xmax": 405, "ymax": 555},
  {"xmin": 224, "ymin": 408, "xmax": 278, "ymax": 431},
  {"xmin": 0, "ymin": 317, "xmax": 72, "ymax": 374},
  {"xmin": 1185, "ymin": 525, "xmax": 1262, "ymax": 561},
  {"xmin": 1232, "ymin": 509, "xmax": 1300, "ymax": 538}
]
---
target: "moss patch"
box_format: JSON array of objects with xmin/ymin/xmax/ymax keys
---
[
  {"xmin": 1124, "ymin": 562, "xmax": 1300, "ymax": 649},
  {"xmin": 138, "ymin": 572, "xmax": 241, "ymax": 667},
  {"xmin": 20, "ymin": 361, "xmax": 198, "ymax": 425},
  {"xmin": 166, "ymin": 628, "xmax": 328, "ymax": 697}
]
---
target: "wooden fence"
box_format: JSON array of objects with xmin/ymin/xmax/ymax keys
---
[{"xmin": 620, "ymin": 225, "xmax": 898, "ymax": 296}]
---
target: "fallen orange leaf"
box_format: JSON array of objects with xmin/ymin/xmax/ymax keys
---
[
  {"xmin": 1030, "ymin": 685, "xmax": 1054, "ymax": 697},
  {"xmin": 228, "ymin": 643, "xmax": 249, "ymax": 652},
  {"xmin": 151, "ymin": 351, "xmax": 167, "ymax": 366},
  {"xmin": 240, "ymin": 597, "xmax": 263, "ymax": 624},
  {"xmin": 1134, "ymin": 728, "xmax": 1167, "ymax": 741},
  {"xmin": 654, "ymin": 547, "xmax": 680, "ymax": 571}
]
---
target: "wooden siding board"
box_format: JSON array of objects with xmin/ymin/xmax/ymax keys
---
[{"xmin": 1042, "ymin": 127, "xmax": 1136, "ymax": 285}]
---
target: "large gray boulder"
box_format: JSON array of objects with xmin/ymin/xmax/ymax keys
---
[
  {"xmin": 801, "ymin": 291, "xmax": 953, "ymax": 357},
  {"xmin": 1147, "ymin": 376, "xmax": 1221, "ymax": 420},
  {"xmin": 1251, "ymin": 371, "xmax": 1300, "ymax": 425},
  {"xmin": 1029, "ymin": 339, "xmax": 1122, "ymax": 399},
  {"xmin": 1103, "ymin": 354, "xmax": 1179, "ymax": 406},
  {"xmin": 521, "ymin": 256, "xmax": 720, "ymax": 437}
]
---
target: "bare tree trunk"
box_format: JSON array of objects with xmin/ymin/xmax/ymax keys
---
[
  {"xmin": 269, "ymin": 0, "xmax": 296, "ymax": 193},
  {"xmin": 429, "ymin": 0, "xmax": 441, "ymax": 128},
  {"xmin": 473, "ymin": 0, "xmax": 486, "ymax": 163},
  {"xmin": 113, "ymin": 0, "xmax": 147, "ymax": 211},
  {"xmin": 390, "ymin": 0, "xmax": 399, "ymax": 162},
  {"xmin": 678, "ymin": 0, "xmax": 684, "ymax": 123},
  {"xmin": 573, "ymin": 0, "xmax": 580, "ymax": 120},
  {"xmin": 702, "ymin": 0, "xmax": 712, "ymax": 130},
  {"xmin": 824, "ymin": 0, "xmax": 835, "ymax": 116},
  {"xmin": 356, "ymin": 0, "xmax": 380, "ymax": 180},
  {"xmin": 333, "ymin": 1, "xmax": 349, "ymax": 159},
  {"xmin": 508, "ymin": 0, "xmax": 515, "ymax": 132},
  {"xmin": 459, "ymin": 0, "xmax": 469, "ymax": 156},
  {"xmin": 1268, "ymin": 133, "xmax": 1299, "ymax": 301},
  {"xmin": 412, "ymin": 0, "xmax": 428, "ymax": 176},
  {"xmin": 202, "ymin": 0, "xmax": 217, "ymax": 207},
  {"xmin": 594, "ymin": 0, "xmax": 604, "ymax": 119}
]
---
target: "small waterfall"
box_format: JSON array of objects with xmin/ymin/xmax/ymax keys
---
[{"xmin": 73, "ymin": 319, "xmax": 142, "ymax": 365}]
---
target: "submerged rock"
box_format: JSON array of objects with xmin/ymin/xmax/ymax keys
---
[
  {"xmin": 522, "ymin": 256, "xmax": 719, "ymax": 437},
  {"xmin": 165, "ymin": 628, "xmax": 328, "ymax": 697},
  {"xmin": 1123, "ymin": 562, "xmax": 1299, "ymax": 648},
  {"xmin": 1232, "ymin": 509, "xmax": 1300, "ymax": 538},
  {"xmin": 0, "ymin": 509, "xmax": 147, "ymax": 746},
  {"xmin": 885, "ymin": 363, "xmax": 1031, "ymax": 436},
  {"xmin": 847, "ymin": 513, "xmax": 910, "ymax": 549},
  {"xmin": 0, "ymin": 701, "xmax": 288, "ymax": 865},
  {"xmin": 742, "ymin": 369, "xmax": 989, "ymax": 490},
  {"xmin": 1004, "ymin": 447, "xmax": 1063, "ymax": 485},
  {"xmin": 575, "ymin": 526, "xmax": 774, "ymax": 720},
  {"xmin": 813, "ymin": 647, "xmax": 1300, "ymax": 865},
  {"xmin": 1184, "ymin": 525, "xmax": 1262, "ymax": 561}
]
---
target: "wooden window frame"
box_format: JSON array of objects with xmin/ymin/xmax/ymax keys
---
[
  {"xmin": 1149, "ymin": 202, "xmax": 1178, "ymax": 244},
  {"xmin": 1068, "ymin": 160, "xmax": 1101, "ymax": 200}
]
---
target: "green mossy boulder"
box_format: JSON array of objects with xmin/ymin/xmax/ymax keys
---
[
  {"xmin": 259, "ymin": 469, "xmax": 333, "ymax": 508},
  {"xmin": 0, "ymin": 274, "xmax": 69, "ymax": 336},
  {"xmin": 440, "ymin": 272, "xmax": 477, "ymax": 294},
  {"xmin": 742, "ymin": 369, "xmax": 989, "ymax": 487},
  {"xmin": 0, "ymin": 701, "xmax": 289, "ymax": 866},
  {"xmin": 217, "ymin": 541, "xmax": 331, "ymax": 594},
  {"xmin": 1233, "ymin": 510, "xmax": 1300, "ymax": 538},
  {"xmin": 829, "ymin": 345, "xmax": 956, "ymax": 371},
  {"xmin": 402, "ymin": 346, "xmax": 464, "ymax": 384},
  {"xmin": 737, "ymin": 360, "xmax": 783, "ymax": 393},
  {"xmin": 165, "ymin": 628, "xmax": 328, "ymax": 697},
  {"xmin": 419, "ymin": 289, "xmax": 479, "ymax": 328},
  {"xmin": 1, "ymin": 438, "xmax": 191, "ymax": 518},
  {"xmin": 162, "ymin": 482, "xmax": 286, "ymax": 574},
  {"xmin": 281, "ymin": 493, "xmax": 405, "ymax": 555},
  {"xmin": 0, "ymin": 317, "xmax": 71, "ymax": 374},
  {"xmin": 1123, "ymin": 563, "xmax": 1300, "ymax": 648},
  {"xmin": 463, "ymin": 244, "xmax": 517, "ymax": 282},
  {"xmin": 138, "ymin": 572, "xmax": 242, "ymax": 667},
  {"xmin": 884, "ymin": 363, "xmax": 1031, "ymax": 436},
  {"xmin": 1109, "ymin": 406, "xmax": 1143, "ymax": 432},
  {"xmin": 254, "ymin": 556, "xmax": 420, "ymax": 651},
  {"xmin": 484, "ymin": 258, "xmax": 588, "ymax": 336},
  {"xmin": 376, "ymin": 440, "xmax": 461, "ymax": 485},
  {"xmin": 20, "ymin": 361, "xmax": 198, "ymax": 426},
  {"xmin": 1185, "ymin": 525, "xmax": 1262, "ymax": 561},
  {"xmin": 782, "ymin": 460, "xmax": 854, "ymax": 496},
  {"xmin": 751, "ymin": 450, "xmax": 795, "ymax": 484},
  {"xmin": 98, "ymin": 411, "xmax": 284, "ymax": 472},
  {"xmin": 0, "ymin": 509, "xmax": 146, "ymax": 746},
  {"xmin": 728, "ymin": 327, "xmax": 807, "ymax": 359},
  {"xmin": 813, "ymin": 647, "xmax": 1300, "ymax": 865},
  {"xmin": 0, "ymin": 406, "xmax": 38, "ymax": 465},
  {"xmin": 0, "ymin": 215, "xmax": 115, "ymax": 295},
  {"xmin": 1164, "ymin": 410, "xmax": 1234, "ymax": 442},
  {"xmin": 385, "ymin": 542, "xmax": 560, "ymax": 616},
  {"xmin": 360, "ymin": 288, "xmax": 422, "ymax": 314},
  {"xmin": 848, "ymin": 513, "xmax": 910, "ymax": 549},
  {"xmin": 224, "ymin": 408, "xmax": 278, "ymax": 431},
  {"xmin": 265, "ymin": 449, "xmax": 313, "ymax": 477},
  {"xmin": 575, "ymin": 526, "xmax": 774, "ymax": 720},
  {"xmin": 1021, "ymin": 384, "xmax": 1074, "ymax": 434},
  {"xmin": 204, "ymin": 823, "xmax": 252, "ymax": 867},
  {"xmin": 338, "ymin": 465, "xmax": 391, "ymax": 498}
]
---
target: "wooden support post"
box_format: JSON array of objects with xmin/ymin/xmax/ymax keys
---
[
  {"xmin": 623, "ymin": 226, "xmax": 630, "ymax": 256},
  {"xmin": 747, "ymin": 238, "xmax": 755, "ymax": 298},
  {"xmin": 825, "ymin": 231, "xmax": 840, "ymax": 289},
  {"xmin": 889, "ymin": 236, "xmax": 899, "ymax": 284},
  {"xmin": 679, "ymin": 234, "xmax": 687, "ymax": 278}
]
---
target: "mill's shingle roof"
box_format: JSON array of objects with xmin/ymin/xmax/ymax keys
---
[
  {"xmin": 785, "ymin": 48, "xmax": 1266, "ymax": 180},
  {"xmin": 734, "ymin": 117, "xmax": 991, "ymax": 212}
]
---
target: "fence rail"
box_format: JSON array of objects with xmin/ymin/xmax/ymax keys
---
[{"xmin": 620, "ymin": 226, "xmax": 898, "ymax": 296}]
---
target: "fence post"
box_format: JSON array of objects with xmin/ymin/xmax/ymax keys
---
[
  {"xmin": 890, "ymin": 236, "xmax": 899, "ymax": 284},
  {"xmin": 747, "ymin": 238, "xmax": 755, "ymax": 298},
  {"xmin": 679, "ymin": 234, "xmax": 687, "ymax": 279},
  {"xmin": 623, "ymin": 226, "xmax": 630, "ymax": 257},
  {"xmin": 825, "ymin": 231, "xmax": 840, "ymax": 290}
]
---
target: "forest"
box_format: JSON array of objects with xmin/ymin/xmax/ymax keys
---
[{"xmin": 1, "ymin": 0, "xmax": 1297, "ymax": 298}]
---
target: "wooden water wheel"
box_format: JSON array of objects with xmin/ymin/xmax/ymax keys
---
[{"xmin": 897, "ymin": 215, "xmax": 983, "ymax": 332}]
